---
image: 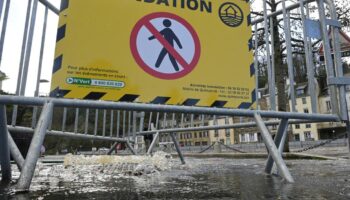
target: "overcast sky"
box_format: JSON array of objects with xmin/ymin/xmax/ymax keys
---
[{"xmin": 0, "ymin": 0, "xmax": 60, "ymax": 96}]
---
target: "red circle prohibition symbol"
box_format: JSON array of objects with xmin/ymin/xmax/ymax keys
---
[{"xmin": 130, "ymin": 12, "xmax": 201, "ymax": 80}]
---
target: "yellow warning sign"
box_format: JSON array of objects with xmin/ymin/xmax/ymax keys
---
[{"xmin": 51, "ymin": 0, "xmax": 255, "ymax": 108}]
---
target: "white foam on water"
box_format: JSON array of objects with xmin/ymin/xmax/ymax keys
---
[
  {"xmin": 11, "ymin": 151, "xmax": 177, "ymax": 193},
  {"xmin": 63, "ymin": 151, "xmax": 173, "ymax": 171}
]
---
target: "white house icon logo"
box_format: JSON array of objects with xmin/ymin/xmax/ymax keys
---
[{"xmin": 219, "ymin": 2, "xmax": 244, "ymax": 27}]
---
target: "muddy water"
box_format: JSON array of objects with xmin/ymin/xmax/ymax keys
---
[{"xmin": 1, "ymin": 156, "xmax": 350, "ymax": 200}]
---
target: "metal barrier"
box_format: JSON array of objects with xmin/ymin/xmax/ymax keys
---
[
  {"xmin": 0, "ymin": 95, "xmax": 341, "ymax": 188},
  {"xmin": 0, "ymin": 0, "xmax": 349, "ymax": 190}
]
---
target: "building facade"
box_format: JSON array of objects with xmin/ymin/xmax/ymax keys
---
[{"xmin": 208, "ymin": 117, "xmax": 235, "ymax": 145}]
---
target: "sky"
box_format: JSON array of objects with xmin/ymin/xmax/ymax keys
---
[{"xmin": 0, "ymin": 0, "xmax": 60, "ymax": 96}]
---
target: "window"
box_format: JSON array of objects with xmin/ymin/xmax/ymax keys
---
[
  {"xmin": 199, "ymin": 132, "xmax": 202, "ymax": 138},
  {"xmin": 202, "ymin": 141, "xmax": 208, "ymax": 146},
  {"xmin": 304, "ymin": 131, "xmax": 311, "ymax": 139},
  {"xmin": 180, "ymin": 134, "xmax": 183, "ymax": 140},
  {"xmin": 226, "ymin": 139, "xmax": 231, "ymax": 145},
  {"xmin": 249, "ymin": 133, "xmax": 255, "ymax": 141},
  {"xmin": 214, "ymin": 130, "xmax": 219, "ymax": 137},
  {"xmin": 294, "ymin": 134, "xmax": 300, "ymax": 141},
  {"xmin": 241, "ymin": 134, "xmax": 246, "ymax": 142},
  {"xmin": 297, "ymin": 89, "xmax": 304, "ymax": 96},
  {"xmin": 225, "ymin": 129, "xmax": 230, "ymax": 137},
  {"xmin": 305, "ymin": 124, "xmax": 311, "ymax": 128},
  {"xmin": 302, "ymin": 97, "xmax": 307, "ymax": 104},
  {"xmin": 295, "ymin": 124, "xmax": 300, "ymax": 129},
  {"xmin": 203, "ymin": 132, "xmax": 208, "ymax": 137},
  {"xmin": 326, "ymin": 101, "xmax": 332, "ymax": 111},
  {"xmin": 194, "ymin": 133, "xmax": 197, "ymax": 138},
  {"xmin": 304, "ymin": 108, "xmax": 309, "ymax": 113}
]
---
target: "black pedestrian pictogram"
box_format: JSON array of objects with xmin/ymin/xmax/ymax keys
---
[
  {"xmin": 148, "ymin": 19, "xmax": 183, "ymax": 71},
  {"xmin": 130, "ymin": 12, "xmax": 201, "ymax": 80}
]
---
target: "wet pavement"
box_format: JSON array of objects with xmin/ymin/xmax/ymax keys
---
[{"xmin": 1, "ymin": 154, "xmax": 350, "ymax": 200}]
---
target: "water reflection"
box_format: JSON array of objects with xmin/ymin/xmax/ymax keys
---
[{"xmin": 1, "ymin": 157, "xmax": 350, "ymax": 199}]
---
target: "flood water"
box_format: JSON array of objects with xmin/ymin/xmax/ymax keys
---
[{"xmin": 1, "ymin": 154, "xmax": 350, "ymax": 200}]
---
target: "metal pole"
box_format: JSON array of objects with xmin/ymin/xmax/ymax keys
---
[
  {"xmin": 265, "ymin": 119, "xmax": 289, "ymax": 174},
  {"xmin": 139, "ymin": 112, "xmax": 145, "ymax": 132},
  {"xmin": 147, "ymin": 132, "xmax": 160, "ymax": 155},
  {"xmin": 8, "ymin": 132, "xmax": 25, "ymax": 171},
  {"xmin": 107, "ymin": 142, "xmax": 118, "ymax": 155},
  {"xmin": 190, "ymin": 114, "xmax": 194, "ymax": 127},
  {"xmin": 12, "ymin": 0, "xmax": 32, "ymax": 126},
  {"xmin": 278, "ymin": 122, "xmax": 289, "ymax": 154},
  {"xmin": 0, "ymin": 0, "xmax": 5, "ymax": 24},
  {"xmin": 38, "ymin": 0, "xmax": 59, "ymax": 14},
  {"xmin": 252, "ymin": 0, "xmax": 315, "ymax": 25},
  {"xmin": 254, "ymin": 24, "xmax": 260, "ymax": 110},
  {"xmin": 122, "ymin": 110, "xmax": 126, "ymax": 138},
  {"xmin": 48, "ymin": 107, "xmax": 53, "ymax": 130},
  {"xmin": 94, "ymin": 109, "xmax": 99, "ymax": 136},
  {"xmin": 0, "ymin": 105, "xmax": 11, "ymax": 183},
  {"xmin": 128, "ymin": 111, "xmax": 131, "ymax": 141},
  {"xmin": 326, "ymin": 0, "xmax": 348, "ymax": 121},
  {"xmin": 32, "ymin": 107, "xmax": 38, "ymax": 128},
  {"xmin": 9, "ymin": 126, "xmax": 129, "ymax": 143},
  {"xmin": 324, "ymin": 0, "xmax": 350, "ymax": 151},
  {"xmin": 62, "ymin": 107, "xmax": 67, "ymax": 132},
  {"xmin": 148, "ymin": 112, "xmax": 153, "ymax": 130},
  {"xmin": 155, "ymin": 112, "xmax": 160, "ymax": 129},
  {"xmin": 172, "ymin": 113, "xmax": 176, "ymax": 142},
  {"xmin": 84, "ymin": 109, "xmax": 89, "ymax": 134},
  {"xmin": 136, "ymin": 117, "xmax": 335, "ymax": 136},
  {"xmin": 254, "ymin": 113, "xmax": 294, "ymax": 183},
  {"xmin": 110, "ymin": 110, "xmax": 114, "ymax": 137},
  {"xmin": 299, "ymin": 0, "xmax": 318, "ymax": 113},
  {"xmin": 163, "ymin": 113, "xmax": 167, "ymax": 129},
  {"xmin": 270, "ymin": 19, "xmax": 276, "ymax": 107},
  {"xmin": 20, "ymin": 0, "xmax": 40, "ymax": 96},
  {"xmin": 0, "ymin": 95, "xmax": 341, "ymax": 121},
  {"xmin": 170, "ymin": 132, "xmax": 185, "ymax": 164},
  {"xmin": 116, "ymin": 110, "xmax": 120, "ymax": 137},
  {"xmin": 102, "ymin": 109, "xmax": 106, "ymax": 136},
  {"xmin": 317, "ymin": 0, "xmax": 339, "ymax": 115},
  {"xmin": 74, "ymin": 108, "xmax": 79, "ymax": 133},
  {"xmin": 132, "ymin": 111, "xmax": 137, "ymax": 144},
  {"xmin": 32, "ymin": 7, "xmax": 48, "ymax": 127},
  {"xmin": 282, "ymin": 2, "xmax": 296, "ymax": 112},
  {"xmin": 263, "ymin": 0, "xmax": 276, "ymax": 110},
  {"xmin": 16, "ymin": 101, "xmax": 54, "ymax": 191},
  {"xmin": 162, "ymin": 113, "xmax": 167, "ymax": 143},
  {"xmin": 125, "ymin": 141, "xmax": 136, "ymax": 155},
  {"xmin": 0, "ymin": 0, "xmax": 10, "ymax": 66}
]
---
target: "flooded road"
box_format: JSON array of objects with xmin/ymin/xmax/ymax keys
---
[{"xmin": 1, "ymin": 154, "xmax": 350, "ymax": 199}]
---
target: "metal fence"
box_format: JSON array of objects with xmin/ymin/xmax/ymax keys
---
[{"xmin": 0, "ymin": 0, "xmax": 349, "ymax": 190}]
